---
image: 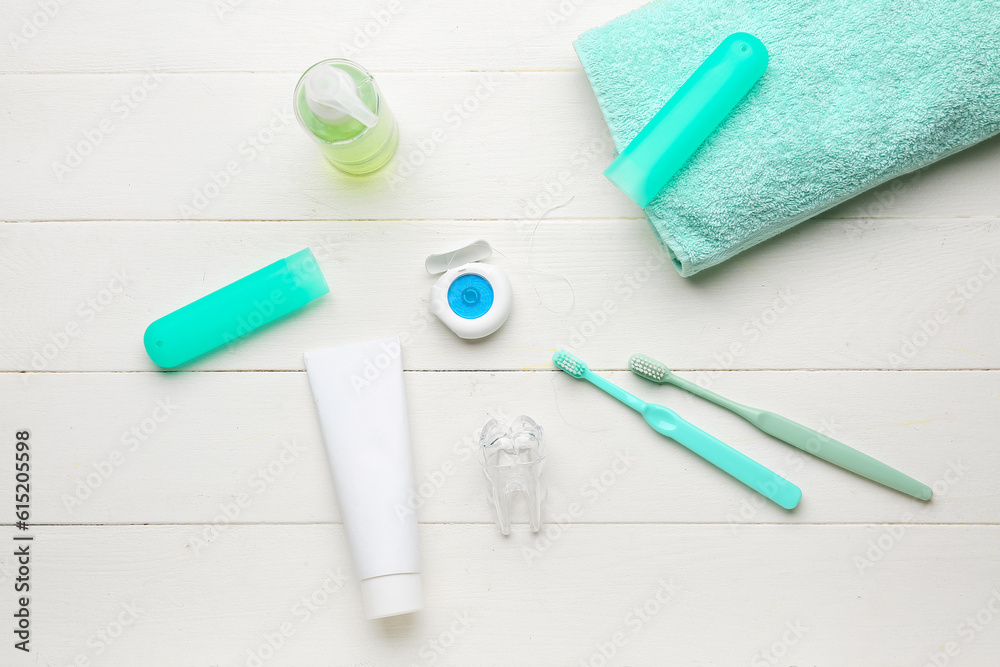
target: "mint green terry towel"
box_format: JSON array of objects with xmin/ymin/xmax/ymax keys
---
[{"xmin": 574, "ymin": 0, "xmax": 1000, "ymax": 276}]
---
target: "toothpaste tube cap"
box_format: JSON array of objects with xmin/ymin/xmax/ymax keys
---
[{"xmin": 359, "ymin": 573, "xmax": 423, "ymax": 619}]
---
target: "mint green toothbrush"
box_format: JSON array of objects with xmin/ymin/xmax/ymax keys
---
[
  {"xmin": 553, "ymin": 351, "xmax": 801, "ymax": 509},
  {"xmin": 629, "ymin": 354, "xmax": 932, "ymax": 501}
]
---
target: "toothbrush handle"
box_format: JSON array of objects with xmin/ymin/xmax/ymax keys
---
[
  {"xmin": 670, "ymin": 371, "xmax": 932, "ymax": 501},
  {"xmin": 668, "ymin": 421, "xmax": 802, "ymax": 509},
  {"xmin": 753, "ymin": 412, "xmax": 933, "ymax": 501}
]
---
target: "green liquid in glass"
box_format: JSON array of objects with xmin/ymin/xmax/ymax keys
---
[{"xmin": 294, "ymin": 60, "xmax": 399, "ymax": 175}]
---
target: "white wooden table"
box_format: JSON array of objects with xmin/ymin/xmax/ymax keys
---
[{"xmin": 2, "ymin": 2, "xmax": 999, "ymax": 665}]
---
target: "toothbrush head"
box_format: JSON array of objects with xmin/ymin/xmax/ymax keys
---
[
  {"xmin": 629, "ymin": 353, "xmax": 671, "ymax": 383},
  {"xmin": 552, "ymin": 350, "xmax": 588, "ymax": 378}
]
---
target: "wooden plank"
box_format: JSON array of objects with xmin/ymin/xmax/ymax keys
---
[
  {"xmin": 1, "ymin": 3, "xmax": 996, "ymax": 665},
  {"xmin": 1, "ymin": 220, "xmax": 998, "ymax": 371},
  {"xmin": 4, "ymin": 523, "xmax": 998, "ymax": 666},
  {"xmin": 2, "ymin": 370, "xmax": 994, "ymax": 525},
  {"xmin": 0, "ymin": 0, "xmax": 643, "ymax": 73},
  {"xmin": 1, "ymin": 73, "xmax": 999, "ymax": 221}
]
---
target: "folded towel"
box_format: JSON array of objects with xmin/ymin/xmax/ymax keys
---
[{"xmin": 574, "ymin": 0, "xmax": 1000, "ymax": 276}]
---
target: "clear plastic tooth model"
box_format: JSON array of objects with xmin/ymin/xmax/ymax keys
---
[{"xmin": 479, "ymin": 415, "xmax": 546, "ymax": 536}]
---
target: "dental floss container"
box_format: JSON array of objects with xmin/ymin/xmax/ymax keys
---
[{"xmin": 425, "ymin": 240, "xmax": 512, "ymax": 340}]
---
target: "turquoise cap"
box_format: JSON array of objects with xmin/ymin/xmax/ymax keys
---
[
  {"xmin": 604, "ymin": 32, "xmax": 769, "ymax": 207},
  {"xmin": 144, "ymin": 249, "xmax": 329, "ymax": 368}
]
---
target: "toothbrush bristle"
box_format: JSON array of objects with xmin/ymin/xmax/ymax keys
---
[
  {"xmin": 552, "ymin": 350, "xmax": 588, "ymax": 378},
  {"xmin": 629, "ymin": 354, "xmax": 669, "ymax": 382}
]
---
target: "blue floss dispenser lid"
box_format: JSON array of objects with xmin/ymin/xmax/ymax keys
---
[{"xmin": 426, "ymin": 239, "xmax": 512, "ymax": 340}]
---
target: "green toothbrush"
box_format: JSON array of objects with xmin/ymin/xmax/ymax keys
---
[
  {"xmin": 628, "ymin": 354, "xmax": 932, "ymax": 501},
  {"xmin": 553, "ymin": 350, "xmax": 801, "ymax": 509}
]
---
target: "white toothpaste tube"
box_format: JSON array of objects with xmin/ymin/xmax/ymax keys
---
[{"xmin": 304, "ymin": 336, "xmax": 422, "ymax": 619}]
